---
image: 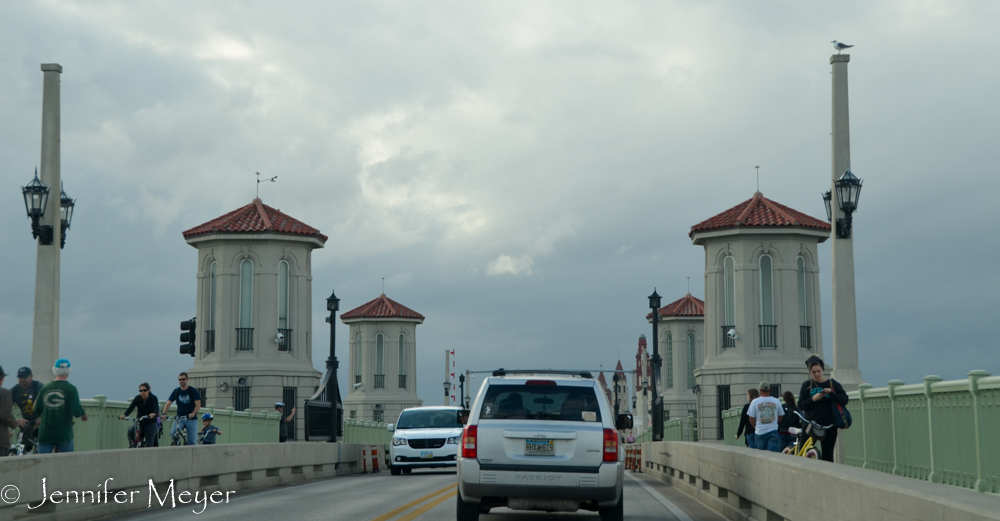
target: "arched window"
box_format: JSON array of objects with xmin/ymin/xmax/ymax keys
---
[
  {"xmin": 208, "ymin": 262, "xmax": 217, "ymax": 353},
  {"xmin": 759, "ymin": 255, "xmax": 776, "ymax": 347},
  {"xmin": 665, "ymin": 330, "xmax": 674, "ymax": 389},
  {"xmin": 278, "ymin": 261, "xmax": 289, "ymax": 330},
  {"xmin": 687, "ymin": 332, "xmax": 696, "ymax": 390},
  {"xmin": 398, "ymin": 334, "xmax": 407, "ymax": 388},
  {"xmin": 375, "ymin": 334, "xmax": 385, "ymax": 388},
  {"xmin": 797, "ymin": 256, "xmax": 810, "ymax": 348},
  {"xmin": 724, "ymin": 256, "xmax": 736, "ymax": 325},
  {"xmin": 239, "ymin": 259, "xmax": 253, "ymax": 328},
  {"xmin": 354, "ymin": 334, "xmax": 363, "ymax": 385}
]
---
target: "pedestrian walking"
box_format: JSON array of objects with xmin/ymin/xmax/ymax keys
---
[
  {"xmin": 777, "ymin": 391, "xmax": 801, "ymax": 450},
  {"xmin": 747, "ymin": 381, "xmax": 784, "ymax": 452},
  {"xmin": 735, "ymin": 388, "xmax": 759, "ymax": 448},
  {"xmin": 36, "ymin": 359, "xmax": 88, "ymax": 453},
  {"xmin": 162, "ymin": 372, "xmax": 201, "ymax": 445},
  {"xmin": 0, "ymin": 366, "xmax": 19, "ymax": 456},
  {"xmin": 798, "ymin": 355, "xmax": 848, "ymax": 462},
  {"xmin": 120, "ymin": 382, "xmax": 159, "ymax": 447}
]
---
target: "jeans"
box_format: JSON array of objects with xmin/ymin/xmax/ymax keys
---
[
  {"xmin": 172, "ymin": 417, "xmax": 198, "ymax": 445},
  {"xmin": 755, "ymin": 431, "xmax": 783, "ymax": 452},
  {"xmin": 745, "ymin": 433, "xmax": 757, "ymax": 449},
  {"xmin": 38, "ymin": 439, "xmax": 74, "ymax": 453}
]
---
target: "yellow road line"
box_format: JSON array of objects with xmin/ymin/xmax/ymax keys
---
[
  {"xmin": 369, "ymin": 484, "xmax": 456, "ymax": 521},
  {"xmin": 394, "ymin": 490, "xmax": 456, "ymax": 521}
]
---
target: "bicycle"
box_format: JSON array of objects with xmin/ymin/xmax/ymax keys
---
[
  {"xmin": 167, "ymin": 416, "xmax": 188, "ymax": 446},
  {"xmin": 122, "ymin": 416, "xmax": 159, "ymax": 448},
  {"xmin": 781, "ymin": 410, "xmax": 833, "ymax": 459},
  {"xmin": 7, "ymin": 424, "xmax": 38, "ymax": 456}
]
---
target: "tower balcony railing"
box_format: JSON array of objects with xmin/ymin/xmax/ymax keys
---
[
  {"xmin": 236, "ymin": 328, "xmax": 254, "ymax": 351},
  {"xmin": 800, "ymin": 325, "xmax": 812, "ymax": 349},
  {"xmin": 205, "ymin": 330, "xmax": 215, "ymax": 354},
  {"xmin": 721, "ymin": 325, "xmax": 736, "ymax": 348},
  {"xmin": 374, "ymin": 374, "xmax": 385, "ymax": 389},
  {"xmin": 398, "ymin": 375, "xmax": 407, "ymax": 389},
  {"xmin": 759, "ymin": 325, "xmax": 777, "ymax": 348},
  {"xmin": 278, "ymin": 329, "xmax": 293, "ymax": 351}
]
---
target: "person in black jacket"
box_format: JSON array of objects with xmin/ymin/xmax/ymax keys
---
[
  {"xmin": 120, "ymin": 382, "xmax": 159, "ymax": 447},
  {"xmin": 734, "ymin": 388, "xmax": 760, "ymax": 448},
  {"xmin": 797, "ymin": 356, "xmax": 848, "ymax": 462},
  {"xmin": 777, "ymin": 391, "xmax": 800, "ymax": 450}
]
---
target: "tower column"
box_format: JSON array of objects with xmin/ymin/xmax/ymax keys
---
[
  {"xmin": 830, "ymin": 54, "xmax": 863, "ymax": 389},
  {"xmin": 31, "ymin": 63, "xmax": 63, "ymax": 378}
]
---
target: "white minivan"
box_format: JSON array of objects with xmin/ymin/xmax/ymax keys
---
[
  {"xmin": 388, "ymin": 406, "xmax": 464, "ymax": 475},
  {"xmin": 456, "ymin": 370, "xmax": 632, "ymax": 521}
]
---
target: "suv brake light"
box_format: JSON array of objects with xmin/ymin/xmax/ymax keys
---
[
  {"xmin": 603, "ymin": 428, "xmax": 618, "ymax": 462},
  {"xmin": 525, "ymin": 380, "xmax": 557, "ymax": 386},
  {"xmin": 462, "ymin": 425, "xmax": 478, "ymax": 458}
]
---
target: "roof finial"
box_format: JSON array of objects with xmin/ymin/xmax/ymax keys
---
[
  {"xmin": 755, "ymin": 165, "xmax": 760, "ymax": 193},
  {"xmin": 687, "ymin": 276, "xmax": 690, "ymax": 295},
  {"xmin": 256, "ymin": 171, "xmax": 277, "ymax": 199},
  {"xmin": 381, "ymin": 277, "xmax": 385, "ymax": 295}
]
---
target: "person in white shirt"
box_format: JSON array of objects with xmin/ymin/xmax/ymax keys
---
[{"xmin": 747, "ymin": 381, "xmax": 784, "ymax": 452}]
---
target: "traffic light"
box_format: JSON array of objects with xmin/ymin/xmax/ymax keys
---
[{"xmin": 180, "ymin": 317, "xmax": 196, "ymax": 357}]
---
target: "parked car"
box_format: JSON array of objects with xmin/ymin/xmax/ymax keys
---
[
  {"xmin": 388, "ymin": 406, "xmax": 464, "ymax": 475},
  {"xmin": 456, "ymin": 370, "xmax": 632, "ymax": 521}
]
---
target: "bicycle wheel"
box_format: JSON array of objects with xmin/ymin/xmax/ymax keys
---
[
  {"xmin": 804, "ymin": 447, "xmax": 820, "ymax": 459},
  {"xmin": 781, "ymin": 445, "xmax": 794, "ymax": 455}
]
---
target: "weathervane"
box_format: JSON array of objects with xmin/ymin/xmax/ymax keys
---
[{"xmin": 256, "ymin": 171, "xmax": 277, "ymax": 198}]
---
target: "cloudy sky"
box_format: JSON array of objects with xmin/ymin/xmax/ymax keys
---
[{"xmin": 2, "ymin": 1, "xmax": 998, "ymax": 408}]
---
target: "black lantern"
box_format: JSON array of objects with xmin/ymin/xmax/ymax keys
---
[
  {"xmin": 326, "ymin": 290, "xmax": 340, "ymax": 312},
  {"xmin": 632, "ymin": 395, "xmax": 637, "ymax": 409},
  {"xmin": 22, "ymin": 170, "xmax": 54, "ymax": 245},
  {"xmin": 648, "ymin": 289, "xmax": 661, "ymax": 311},
  {"xmin": 642, "ymin": 378, "xmax": 648, "ymax": 397},
  {"xmin": 443, "ymin": 381, "xmax": 450, "ymax": 397},
  {"xmin": 822, "ymin": 191, "xmax": 832, "ymax": 222},
  {"xmin": 833, "ymin": 168, "xmax": 863, "ymax": 239},
  {"xmin": 58, "ymin": 184, "xmax": 75, "ymax": 249}
]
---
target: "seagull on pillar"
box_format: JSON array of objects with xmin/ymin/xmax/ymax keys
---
[{"xmin": 831, "ymin": 40, "xmax": 854, "ymax": 53}]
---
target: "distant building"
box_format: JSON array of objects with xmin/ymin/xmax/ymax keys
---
[
  {"xmin": 181, "ymin": 198, "xmax": 327, "ymax": 440},
  {"xmin": 689, "ymin": 192, "xmax": 830, "ymax": 440},
  {"xmin": 341, "ymin": 294, "xmax": 424, "ymax": 423},
  {"xmin": 646, "ymin": 293, "xmax": 704, "ymax": 423}
]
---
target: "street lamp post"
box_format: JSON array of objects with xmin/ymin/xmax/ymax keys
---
[
  {"xmin": 648, "ymin": 289, "xmax": 663, "ymax": 441},
  {"xmin": 458, "ymin": 374, "xmax": 466, "ymax": 409},
  {"xmin": 612, "ymin": 373, "xmax": 621, "ymax": 420},
  {"xmin": 325, "ymin": 290, "xmax": 342, "ymax": 441}
]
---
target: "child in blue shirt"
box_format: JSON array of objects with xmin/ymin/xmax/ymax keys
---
[{"xmin": 199, "ymin": 413, "xmax": 222, "ymax": 444}]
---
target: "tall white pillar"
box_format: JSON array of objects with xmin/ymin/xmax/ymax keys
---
[
  {"xmin": 830, "ymin": 55, "xmax": 863, "ymax": 390},
  {"xmin": 31, "ymin": 63, "xmax": 63, "ymax": 379}
]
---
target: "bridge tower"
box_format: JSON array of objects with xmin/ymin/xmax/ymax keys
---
[
  {"xmin": 341, "ymin": 294, "xmax": 424, "ymax": 424},
  {"xmin": 646, "ymin": 293, "xmax": 704, "ymax": 425},
  {"xmin": 181, "ymin": 198, "xmax": 326, "ymax": 439},
  {"xmin": 690, "ymin": 192, "xmax": 831, "ymax": 440}
]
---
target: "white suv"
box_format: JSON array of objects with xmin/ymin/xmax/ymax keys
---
[
  {"xmin": 456, "ymin": 370, "xmax": 631, "ymax": 521},
  {"xmin": 388, "ymin": 406, "xmax": 464, "ymax": 475}
]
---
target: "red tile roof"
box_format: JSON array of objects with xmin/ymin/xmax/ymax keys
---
[
  {"xmin": 689, "ymin": 192, "xmax": 830, "ymax": 237},
  {"xmin": 646, "ymin": 294, "xmax": 705, "ymax": 320},
  {"xmin": 341, "ymin": 294, "xmax": 425, "ymax": 321},
  {"xmin": 182, "ymin": 198, "xmax": 328, "ymax": 242}
]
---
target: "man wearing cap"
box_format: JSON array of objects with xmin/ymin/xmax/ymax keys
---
[
  {"xmin": 37, "ymin": 359, "xmax": 88, "ymax": 453},
  {"xmin": 12, "ymin": 367, "xmax": 44, "ymax": 431},
  {"xmin": 275, "ymin": 402, "xmax": 295, "ymax": 442},
  {"xmin": 0, "ymin": 366, "xmax": 19, "ymax": 456},
  {"xmin": 747, "ymin": 381, "xmax": 784, "ymax": 452}
]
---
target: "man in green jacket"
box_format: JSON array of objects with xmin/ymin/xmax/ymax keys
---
[{"xmin": 37, "ymin": 359, "xmax": 88, "ymax": 453}]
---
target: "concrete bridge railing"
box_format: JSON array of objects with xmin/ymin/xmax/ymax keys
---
[
  {"xmin": 634, "ymin": 416, "xmax": 698, "ymax": 444},
  {"xmin": 0, "ymin": 443, "xmax": 361, "ymax": 521},
  {"xmin": 642, "ymin": 441, "xmax": 1000, "ymax": 521}
]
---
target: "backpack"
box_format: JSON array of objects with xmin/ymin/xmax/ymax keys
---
[{"xmin": 829, "ymin": 379, "xmax": 852, "ymax": 429}]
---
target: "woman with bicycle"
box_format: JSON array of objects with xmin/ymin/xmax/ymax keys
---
[
  {"xmin": 797, "ymin": 355, "xmax": 848, "ymax": 462},
  {"xmin": 120, "ymin": 382, "xmax": 159, "ymax": 447}
]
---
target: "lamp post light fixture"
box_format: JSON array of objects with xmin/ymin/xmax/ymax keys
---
[
  {"xmin": 631, "ymin": 394, "xmax": 637, "ymax": 410},
  {"xmin": 443, "ymin": 380, "xmax": 451, "ymax": 400},
  {"xmin": 612, "ymin": 373, "xmax": 621, "ymax": 419},
  {"xmin": 58, "ymin": 184, "xmax": 76, "ymax": 248},
  {"xmin": 458, "ymin": 374, "xmax": 466, "ymax": 409},
  {"xmin": 642, "ymin": 378, "xmax": 648, "ymax": 397},
  {"xmin": 826, "ymin": 168, "xmax": 863, "ymax": 239},
  {"xmin": 648, "ymin": 288, "xmax": 663, "ymax": 441},
  {"xmin": 22, "ymin": 170, "xmax": 52, "ymax": 245}
]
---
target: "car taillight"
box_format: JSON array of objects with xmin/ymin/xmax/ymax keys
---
[
  {"xmin": 603, "ymin": 428, "xmax": 618, "ymax": 463},
  {"xmin": 462, "ymin": 425, "xmax": 478, "ymax": 458}
]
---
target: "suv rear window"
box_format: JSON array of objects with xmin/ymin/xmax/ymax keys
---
[
  {"xmin": 479, "ymin": 384, "xmax": 602, "ymax": 422},
  {"xmin": 397, "ymin": 409, "xmax": 463, "ymax": 429}
]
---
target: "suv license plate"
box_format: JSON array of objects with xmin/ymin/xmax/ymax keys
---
[
  {"xmin": 525, "ymin": 439, "xmax": 554, "ymax": 456},
  {"xmin": 420, "ymin": 451, "xmax": 434, "ymax": 459}
]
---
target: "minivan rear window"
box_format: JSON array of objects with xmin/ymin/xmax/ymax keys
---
[{"xmin": 479, "ymin": 384, "xmax": 602, "ymax": 422}]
